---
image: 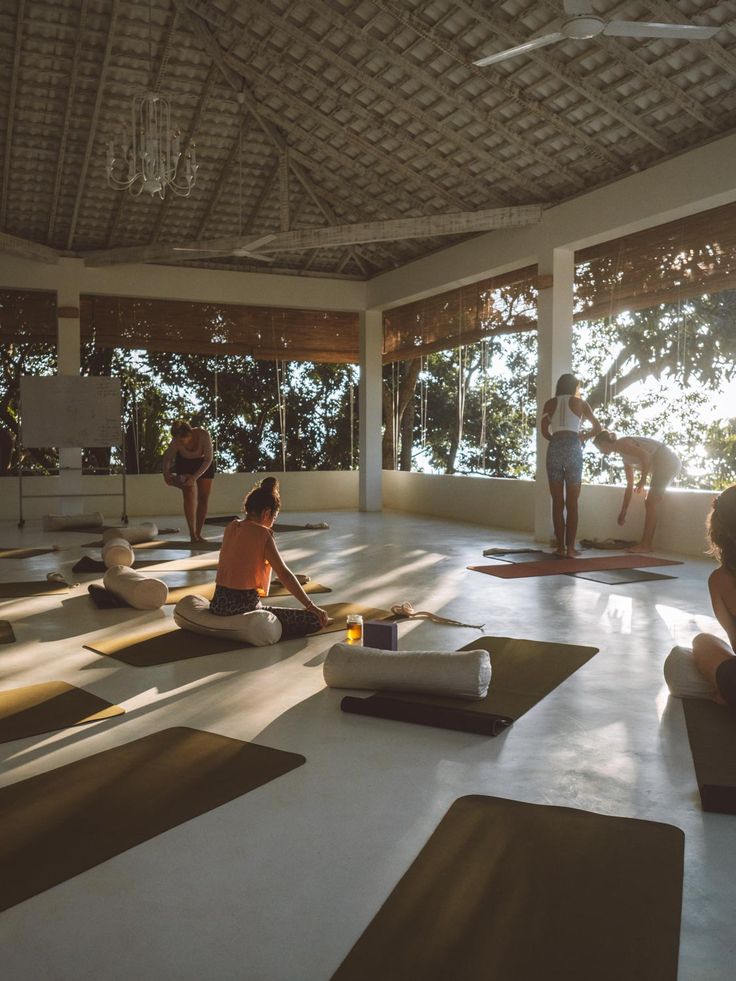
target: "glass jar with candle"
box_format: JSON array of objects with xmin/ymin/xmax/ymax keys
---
[{"xmin": 345, "ymin": 613, "xmax": 363, "ymax": 643}]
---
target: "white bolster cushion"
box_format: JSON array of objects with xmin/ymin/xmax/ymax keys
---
[
  {"xmin": 323, "ymin": 643, "xmax": 492, "ymax": 700},
  {"xmin": 173, "ymin": 594, "xmax": 283, "ymax": 647},
  {"xmin": 101, "ymin": 537, "xmax": 135, "ymax": 569},
  {"xmin": 103, "ymin": 565, "xmax": 168, "ymax": 610},
  {"xmin": 43, "ymin": 511, "xmax": 104, "ymax": 531},
  {"xmin": 102, "ymin": 522, "xmax": 158, "ymax": 545},
  {"xmin": 664, "ymin": 645, "xmax": 713, "ymax": 699}
]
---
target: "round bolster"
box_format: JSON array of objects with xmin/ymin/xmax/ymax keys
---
[
  {"xmin": 103, "ymin": 565, "xmax": 168, "ymax": 610},
  {"xmin": 43, "ymin": 511, "xmax": 104, "ymax": 531},
  {"xmin": 101, "ymin": 537, "xmax": 135, "ymax": 569},
  {"xmin": 323, "ymin": 643, "xmax": 492, "ymax": 700},
  {"xmin": 102, "ymin": 522, "xmax": 158, "ymax": 545},
  {"xmin": 173, "ymin": 594, "xmax": 282, "ymax": 647},
  {"xmin": 663, "ymin": 645, "xmax": 713, "ymax": 699}
]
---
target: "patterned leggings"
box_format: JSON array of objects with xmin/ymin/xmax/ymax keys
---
[{"xmin": 210, "ymin": 585, "xmax": 322, "ymax": 639}]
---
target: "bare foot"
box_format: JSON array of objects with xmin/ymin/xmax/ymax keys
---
[
  {"xmin": 554, "ymin": 549, "xmax": 566, "ymax": 558},
  {"xmin": 566, "ymin": 548, "xmax": 582, "ymax": 558},
  {"xmin": 626, "ymin": 543, "xmax": 653, "ymax": 553}
]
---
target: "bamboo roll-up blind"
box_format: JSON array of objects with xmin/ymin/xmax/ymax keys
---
[
  {"xmin": 382, "ymin": 266, "xmax": 538, "ymax": 363},
  {"xmin": 0, "ymin": 289, "xmax": 57, "ymax": 343},
  {"xmin": 80, "ymin": 295, "xmax": 360, "ymax": 363},
  {"xmin": 574, "ymin": 201, "xmax": 736, "ymax": 322}
]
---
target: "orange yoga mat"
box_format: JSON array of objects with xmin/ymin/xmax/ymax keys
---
[{"xmin": 469, "ymin": 554, "xmax": 682, "ymax": 579}]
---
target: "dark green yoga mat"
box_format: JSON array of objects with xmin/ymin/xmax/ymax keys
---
[
  {"xmin": 0, "ymin": 727, "xmax": 305, "ymax": 912},
  {"xmin": 682, "ymin": 698, "xmax": 736, "ymax": 814},
  {"xmin": 72, "ymin": 555, "xmax": 176, "ymax": 574},
  {"xmin": 331, "ymin": 795, "xmax": 684, "ymax": 981},
  {"xmin": 0, "ymin": 580, "xmax": 69, "ymax": 598},
  {"xmin": 341, "ymin": 636, "xmax": 598, "ymax": 735},
  {"xmin": 0, "ymin": 681, "xmax": 124, "ymax": 743}
]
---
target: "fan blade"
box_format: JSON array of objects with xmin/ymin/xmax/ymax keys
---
[
  {"xmin": 234, "ymin": 250, "xmax": 275, "ymax": 263},
  {"xmin": 603, "ymin": 20, "xmax": 718, "ymax": 40},
  {"xmin": 474, "ymin": 31, "xmax": 564, "ymax": 67}
]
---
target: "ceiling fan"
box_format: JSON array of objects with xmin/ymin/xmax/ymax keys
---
[
  {"xmin": 173, "ymin": 234, "xmax": 277, "ymax": 263},
  {"xmin": 473, "ymin": 0, "xmax": 719, "ymax": 68}
]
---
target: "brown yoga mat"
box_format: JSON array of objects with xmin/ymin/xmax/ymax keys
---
[
  {"xmin": 72, "ymin": 555, "xmax": 176, "ymax": 574},
  {"xmin": 85, "ymin": 602, "xmax": 392, "ymax": 666},
  {"xmin": 0, "ymin": 546, "xmax": 58, "ymax": 559},
  {"xmin": 132, "ymin": 538, "xmax": 222, "ymax": 551},
  {"xmin": 0, "ymin": 681, "xmax": 124, "ymax": 743},
  {"xmin": 569, "ymin": 568, "xmax": 676, "ymax": 584},
  {"xmin": 81, "ymin": 528, "xmax": 179, "ymax": 547},
  {"xmin": 0, "ymin": 727, "xmax": 305, "ymax": 912},
  {"xmin": 331, "ymin": 795, "xmax": 684, "ymax": 981},
  {"xmin": 342, "ymin": 636, "xmax": 598, "ymax": 735},
  {"xmin": 682, "ymin": 698, "xmax": 736, "ymax": 814},
  {"xmin": 0, "ymin": 620, "xmax": 16, "ymax": 643},
  {"xmin": 469, "ymin": 554, "xmax": 682, "ymax": 579},
  {"xmin": 0, "ymin": 580, "xmax": 70, "ymax": 598},
  {"xmin": 206, "ymin": 517, "xmax": 329, "ymax": 531}
]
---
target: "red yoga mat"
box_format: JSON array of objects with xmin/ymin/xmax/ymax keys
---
[{"xmin": 469, "ymin": 554, "xmax": 682, "ymax": 579}]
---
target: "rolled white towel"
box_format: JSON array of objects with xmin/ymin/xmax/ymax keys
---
[
  {"xmin": 102, "ymin": 522, "xmax": 158, "ymax": 545},
  {"xmin": 103, "ymin": 565, "xmax": 168, "ymax": 610},
  {"xmin": 101, "ymin": 536, "xmax": 135, "ymax": 569},
  {"xmin": 43, "ymin": 511, "xmax": 104, "ymax": 531},
  {"xmin": 323, "ymin": 643, "xmax": 491, "ymax": 700},
  {"xmin": 663, "ymin": 645, "xmax": 713, "ymax": 699}
]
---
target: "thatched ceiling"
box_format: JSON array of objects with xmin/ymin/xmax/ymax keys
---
[{"xmin": 1, "ymin": 0, "xmax": 734, "ymax": 279}]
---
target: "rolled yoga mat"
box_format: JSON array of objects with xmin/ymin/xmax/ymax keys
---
[
  {"xmin": 0, "ymin": 546, "xmax": 58, "ymax": 559},
  {"xmin": 330, "ymin": 795, "xmax": 684, "ymax": 981},
  {"xmin": 0, "ymin": 681, "xmax": 124, "ymax": 744},
  {"xmin": 0, "ymin": 620, "xmax": 16, "ymax": 644},
  {"xmin": 341, "ymin": 636, "xmax": 598, "ymax": 736},
  {"xmin": 468, "ymin": 554, "xmax": 682, "ymax": 579},
  {"xmin": 682, "ymin": 698, "xmax": 736, "ymax": 814},
  {"xmin": 0, "ymin": 727, "xmax": 305, "ymax": 912}
]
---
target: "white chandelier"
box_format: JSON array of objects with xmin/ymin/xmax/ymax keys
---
[{"xmin": 106, "ymin": 92, "xmax": 198, "ymax": 199}]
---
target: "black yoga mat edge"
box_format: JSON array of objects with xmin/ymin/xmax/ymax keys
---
[{"xmin": 341, "ymin": 695, "xmax": 513, "ymax": 736}]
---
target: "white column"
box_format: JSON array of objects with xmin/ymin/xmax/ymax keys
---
[
  {"xmin": 534, "ymin": 246, "xmax": 575, "ymax": 542},
  {"xmin": 57, "ymin": 282, "xmax": 83, "ymax": 514},
  {"xmin": 359, "ymin": 308, "xmax": 383, "ymax": 511}
]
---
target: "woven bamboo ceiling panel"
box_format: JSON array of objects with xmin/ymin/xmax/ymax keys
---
[{"xmin": 1, "ymin": 0, "xmax": 734, "ymax": 280}]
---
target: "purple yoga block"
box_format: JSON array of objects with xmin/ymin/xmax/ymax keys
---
[{"xmin": 363, "ymin": 620, "xmax": 398, "ymax": 651}]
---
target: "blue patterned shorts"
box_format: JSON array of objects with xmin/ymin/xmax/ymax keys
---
[{"xmin": 546, "ymin": 432, "xmax": 583, "ymax": 485}]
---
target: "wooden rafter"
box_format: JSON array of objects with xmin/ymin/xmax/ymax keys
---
[
  {"xmin": 0, "ymin": 231, "xmax": 58, "ymax": 264},
  {"xmin": 647, "ymin": 0, "xmax": 736, "ymax": 79},
  {"xmin": 1, "ymin": 0, "xmax": 25, "ymax": 229},
  {"xmin": 48, "ymin": 0, "xmax": 88, "ymax": 244}
]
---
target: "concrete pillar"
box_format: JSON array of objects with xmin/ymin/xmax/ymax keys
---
[
  {"xmin": 359, "ymin": 308, "xmax": 383, "ymax": 511},
  {"xmin": 534, "ymin": 246, "xmax": 575, "ymax": 542},
  {"xmin": 57, "ymin": 277, "xmax": 83, "ymax": 513}
]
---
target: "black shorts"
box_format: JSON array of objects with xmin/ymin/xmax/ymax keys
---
[
  {"xmin": 174, "ymin": 453, "xmax": 216, "ymax": 480},
  {"xmin": 715, "ymin": 657, "xmax": 736, "ymax": 708}
]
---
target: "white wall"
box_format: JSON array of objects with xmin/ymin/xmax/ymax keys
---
[
  {"xmin": 382, "ymin": 471, "xmax": 714, "ymax": 557},
  {"xmin": 2, "ymin": 471, "xmax": 360, "ymax": 522}
]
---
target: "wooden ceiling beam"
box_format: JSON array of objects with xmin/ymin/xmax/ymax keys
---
[
  {"xmin": 1, "ymin": 0, "xmax": 26, "ymax": 229},
  {"xmin": 646, "ymin": 0, "xmax": 736, "ymax": 78},
  {"xmin": 0, "ymin": 231, "xmax": 59, "ymax": 264},
  {"xmin": 83, "ymin": 205, "xmax": 542, "ymax": 266}
]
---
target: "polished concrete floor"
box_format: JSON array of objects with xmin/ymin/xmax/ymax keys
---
[{"xmin": 0, "ymin": 509, "xmax": 732, "ymax": 980}]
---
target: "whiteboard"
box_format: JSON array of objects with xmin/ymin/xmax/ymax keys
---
[{"xmin": 20, "ymin": 376, "xmax": 122, "ymax": 448}]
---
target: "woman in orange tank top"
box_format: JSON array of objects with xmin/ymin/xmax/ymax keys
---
[{"xmin": 210, "ymin": 477, "xmax": 330, "ymax": 638}]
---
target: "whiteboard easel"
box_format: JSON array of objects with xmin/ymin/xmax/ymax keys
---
[{"xmin": 18, "ymin": 376, "xmax": 127, "ymax": 527}]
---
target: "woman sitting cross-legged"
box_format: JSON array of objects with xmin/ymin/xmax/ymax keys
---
[{"xmin": 210, "ymin": 477, "xmax": 330, "ymax": 638}]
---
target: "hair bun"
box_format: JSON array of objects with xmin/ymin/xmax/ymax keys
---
[{"xmin": 260, "ymin": 476, "xmax": 279, "ymax": 492}]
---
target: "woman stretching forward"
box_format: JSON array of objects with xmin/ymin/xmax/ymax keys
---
[
  {"xmin": 593, "ymin": 431, "xmax": 681, "ymax": 553},
  {"xmin": 210, "ymin": 477, "xmax": 330, "ymax": 638},
  {"xmin": 541, "ymin": 374, "xmax": 601, "ymax": 558}
]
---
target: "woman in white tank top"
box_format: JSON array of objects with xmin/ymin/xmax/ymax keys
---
[
  {"xmin": 540, "ymin": 374, "xmax": 602, "ymax": 557},
  {"xmin": 593, "ymin": 430, "xmax": 681, "ymax": 552}
]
